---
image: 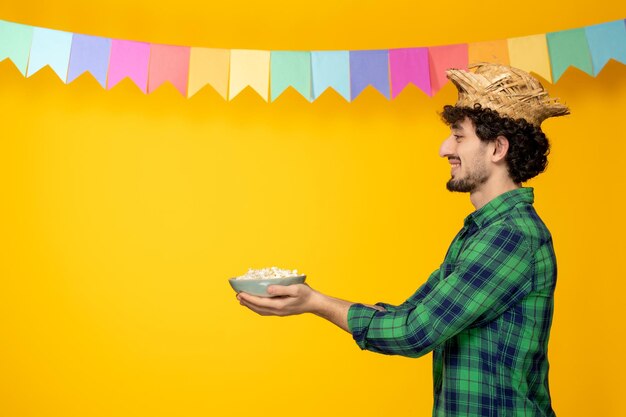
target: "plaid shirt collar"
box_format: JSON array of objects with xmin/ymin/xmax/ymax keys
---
[{"xmin": 464, "ymin": 187, "xmax": 535, "ymax": 229}]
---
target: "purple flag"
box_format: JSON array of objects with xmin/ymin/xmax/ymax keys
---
[
  {"xmin": 67, "ymin": 34, "xmax": 111, "ymax": 87},
  {"xmin": 350, "ymin": 50, "xmax": 390, "ymax": 100},
  {"xmin": 389, "ymin": 48, "xmax": 430, "ymax": 98}
]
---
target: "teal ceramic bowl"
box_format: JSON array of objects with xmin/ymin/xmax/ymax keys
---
[{"xmin": 229, "ymin": 275, "xmax": 306, "ymax": 297}]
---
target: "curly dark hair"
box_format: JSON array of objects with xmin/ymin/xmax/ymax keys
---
[{"xmin": 440, "ymin": 104, "xmax": 551, "ymax": 184}]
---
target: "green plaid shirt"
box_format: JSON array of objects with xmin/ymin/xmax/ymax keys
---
[{"xmin": 348, "ymin": 188, "xmax": 556, "ymax": 417}]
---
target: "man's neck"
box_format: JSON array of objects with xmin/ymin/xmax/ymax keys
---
[{"xmin": 470, "ymin": 177, "xmax": 520, "ymax": 210}]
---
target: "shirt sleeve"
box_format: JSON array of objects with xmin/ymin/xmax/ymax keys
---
[
  {"xmin": 347, "ymin": 225, "xmax": 534, "ymax": 358},
  {"xmin": 372, "ymin": 268, "xmax": 442, "ymax": 313}
]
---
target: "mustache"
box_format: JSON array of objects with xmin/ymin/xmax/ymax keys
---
[{"xmin": 447, "ymin": 156, "xmax": 461, "ymax": 162}]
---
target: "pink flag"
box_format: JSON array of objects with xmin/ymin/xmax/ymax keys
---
[
  {"xmin": 107, "ymin": 40, "xmax": 150, "ymax": 92},
  {"xmin": 148, "ymin": 44, "xmax": 191, "ymax": 96},
  {"xmin": 389, "ymin": 48, "xmax": 431, "ymax": 98},
  {"xmin": 428, "ymin": 44, "xmax": 468, "ymax": 95}
]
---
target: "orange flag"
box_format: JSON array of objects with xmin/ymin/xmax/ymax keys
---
[
  {"xmin": 188, "ymin": 48, "xmax": 230, "ymax": 99},
  {"xmin": 468, "ymin": 40, "xmax": 510, "ymax": 66}
]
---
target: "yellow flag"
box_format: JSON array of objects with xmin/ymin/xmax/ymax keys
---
[
  {"xmin": 229, "ymin": 49, "xmax": 270, "ymax": 101},
  {"xmin": 508, "ymin": 34, "xmax": 553, "ymax": 83}
]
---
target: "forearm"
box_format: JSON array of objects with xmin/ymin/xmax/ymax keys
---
[
  {"xmin": 310, "ymin": 292, "xmax": 385, "ymax": 333},
  {"xmin": 236, "ymin": 284, "xmax": 385, "ymax": 335}
]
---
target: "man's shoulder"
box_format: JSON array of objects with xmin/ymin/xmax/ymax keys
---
[{"xmin": 487, "ymin": 204, "xmax": 553, "ymax": 250}]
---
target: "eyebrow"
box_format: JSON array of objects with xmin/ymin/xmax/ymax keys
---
[{"xmin": 451, "ymin": 122, "xmax": 463, "ymax": 131}]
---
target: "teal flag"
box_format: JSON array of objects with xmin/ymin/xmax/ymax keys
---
[
  {"xmin": 0, "ymin": 20, "xmax": 34, "ymax": 75},
  {"xmin": 311, "ymin": 51, "xmax": 350, "ymax": 101},
  {"xmin": 547, "ymin": 28, "xmax": 593, "ymax": 82},
  {"xmin": 270, "ymin": 51, "xmax": 312, "ymax": 102},
  {"xmin": 585, "ymin": 20, "xmax": 626, "ymax": 75},
  {"xmin": 27, "ymin": 27, "xmax": 73, "ymax": 82}
]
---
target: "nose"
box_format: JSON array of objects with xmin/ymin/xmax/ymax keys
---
[{"xmin": 439, "ymin": 135, "xmax": 456, "ymax": 158}]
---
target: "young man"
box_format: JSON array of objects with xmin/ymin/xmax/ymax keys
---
[{"xmin": 237, "ymin": 63, "xmax": 569, "ymax": 416}]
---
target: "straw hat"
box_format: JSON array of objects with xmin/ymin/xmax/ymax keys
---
[{"xmin": 446, "ymin": 63, "xmax": 570, "ymax": 126}]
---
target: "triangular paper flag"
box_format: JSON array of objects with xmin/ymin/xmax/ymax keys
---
[
  {"xmin": 107, "ymin": 40, "xmax": 150, "ymax": 93},
  {"xmin": 229, "ymin": 49, "xmax": 270, "ymax": 101},
  {"xmin": 547, "ymin": 28, "xmax": 593, "ymax": 82},
  {"xmin": 428, "ymin": 44, "xmax": 468, "ymax": 95},
  {"xmin": 148, "ymin": 44, "xmax": 190, "ymax": 96},
  {"xmin": 468, "ymin": 39, "xmax": 510, "ymax": 66},
  {"xmin": 311, "ymin": 51, "xmax": 350, "ymax": 101},
  {"xmin": 350, "ymin": 50, "xmax": 390, "ymax": 100},
  {"xmin": 270, "ymin": 51, "xmax": 312, "ymax": 102},
  {"xmin": 585, "ymin": 20, "xmax": 626, "ymax": 75},
  {"xmin": 67, "ymin": 34, "xmax": 111, "ymax": 87},
  {"xmin": 0, "ymin": 20, "xmax": 33, "ymax": 75},
  {"xmin": 507, "ymin": 34, "xmax": 552, "ymax": 82},
  {"xmin": 389, "ymin": 47, "xmax": 430, "ymax": 98},
  {"xmin": 27, "ymin": 27, "xmax": 73, "ymax": 82},
  {"xmin": 188, "ymin": 48, "xmax": 230, "ymax": 99}
]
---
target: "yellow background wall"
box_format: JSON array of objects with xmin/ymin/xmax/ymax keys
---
[{"xmin": 1, "ymin": 2, "xmax": 625, "ymax": 416}]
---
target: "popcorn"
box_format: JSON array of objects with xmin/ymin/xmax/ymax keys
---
[{"xmin": 234, "ymin": 267, "xmax": 301, "ymax": 280}]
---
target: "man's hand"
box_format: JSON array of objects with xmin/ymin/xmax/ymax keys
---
[
  {"xmin": 236, "ymin": 283, "xmax": 319, "ymax": 316},
  {"xmin": 236, "ymin": 284, "xmax": 358, "ymax": 333}
]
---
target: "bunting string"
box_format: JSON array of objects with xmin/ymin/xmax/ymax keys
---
[{"xmin": 1, "ymin": 18, "xmax": 625, "ymax": 102}]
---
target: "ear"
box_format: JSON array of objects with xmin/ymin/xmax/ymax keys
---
[{"xmin": 491, "ymin": 135, "xmax": 509, "ymax": 163}]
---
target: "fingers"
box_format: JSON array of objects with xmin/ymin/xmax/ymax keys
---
[
  {"xmin": 238, "ymin": 296, "xmax": 277, "ymax": 316},
  {"xmin": 237, "ymin": 293, "xmax": 288, "ymax": 316},
  {"xmin": 238, "ymin": 292, "xmax": 284, "ymax": 308},
  {"xmin": 236, "ymin": 284, "xmax": 311, "ymax": 316},
  {"xmin": 267, "ymin": 283, "xmax": 299, "ymax": 297}
]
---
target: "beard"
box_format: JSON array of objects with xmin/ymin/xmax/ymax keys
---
[
  {"xmin": 446, "ymin": 159, "xmax": 489, "ymax": 193},
  {"xmin": 446, "ymin": 175, "xmax": 488, "ymax": 192}
]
